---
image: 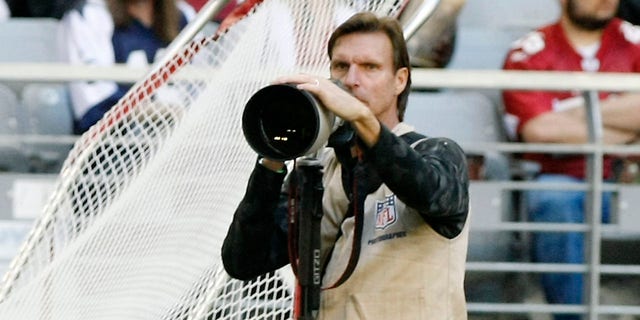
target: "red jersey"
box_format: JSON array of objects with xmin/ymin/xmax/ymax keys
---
[{"xmin": 502, "ymin": 18, "xmax": 640, "ymax": 178}]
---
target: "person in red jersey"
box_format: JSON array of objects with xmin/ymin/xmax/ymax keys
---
[{"xmin": 502, "ymin": 1, "xmax": 640, "ymax": 319}]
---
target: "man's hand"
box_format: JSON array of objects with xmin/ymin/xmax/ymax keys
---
[
  {"xmin": 272, "ymin": 74, "xmax": 381, "ymax": 146},
  {"xmin": 259, "ymin": 158, "xmax": 286, "ymax": 173}
]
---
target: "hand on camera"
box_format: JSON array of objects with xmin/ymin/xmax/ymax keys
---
[
  {"xmin": 273, "ymin": 74, "xmax": 381, "ymax": 146},
  {"xmin": 272, "ymin": 74, "xmax": 371, "ymax": 123},
  {"xmin": 259, "ymin": 157, "xmax": 286, "ymax": 173}
]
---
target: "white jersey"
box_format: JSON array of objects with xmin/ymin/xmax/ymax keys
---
[
  {"xmin": 0, "ymin": 0, "xmax": 9, "ymax": 21},
  {"xmin": 58, "ymin": 0, "xmax": 117, "ymax": 120}
]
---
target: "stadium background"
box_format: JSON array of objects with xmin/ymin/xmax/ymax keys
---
[{"xmin": 0, "ymin": 0, "xmax": 638, "ymax": 319}]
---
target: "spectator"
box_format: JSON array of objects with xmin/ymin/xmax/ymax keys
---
[
  {"xmin": 502, "ymin": 0, "xmax": 640, "ymax": 319},
  {"xmin": 617, "ymin": 0, "xmax": 640, "ymax": 25},
  {"xmin": 222, "ymin": 11, "xmax": 470, "ymax": 319},
  {"xmin": 0, "ymin": 0, "xmax": 9, "ymax": 20},
  {"xmin": 58, "ymin": 0, "xmax": 115, "ymax": 135},
  {"xmin": 58, "ymin": 0, "xmax": 194, "ymax": 134},
  {"xmin": 6, "ymin": 0, "xmax": 79, "ymax": 19}
]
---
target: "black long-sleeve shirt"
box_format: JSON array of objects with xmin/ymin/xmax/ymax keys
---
[{"xmin": 222, "ymin": 124, "xmax": 469, "ymax": 280}]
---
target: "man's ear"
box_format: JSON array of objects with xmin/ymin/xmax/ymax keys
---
[{"xmin": 394, "ymin": 67, "xmax": 409, "ymax": 95}]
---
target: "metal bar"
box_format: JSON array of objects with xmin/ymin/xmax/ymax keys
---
[
  {"xmin": 599, "ymin": 264, "xmax": 640, "ymax": 275},
  {"xmin": 467, "ymin": 303, "xmax": 587, "ymax": 314},
  {"xmin": 466, "ymin": 262, "xmax": 640, "ymax": 275},
  {"xmin": 597, "ymin": 305, "xmax": 640, "ymax": 316},
  {"xmin": 583, "ymin": 90, "xmax": 604, "ymax": 320},
  {"xmin": 411, "ymin": 69, "xmax": 640, "ymax": 91},
  {"xmin": 467, "ymin": 303, "xmax": 640, "ymax": 316},
  {"xmin": 471, "ymin": 178, "xmax": 640, "ymax": 192},
  {"xmin": 0, "ymin": 63, "xmax": 146, "ymax": 83},
  {"xmin": 466, "ymin": 262, "xmax": 587, "ymax": 273},
  {"xmin": 472, "ymin": 181, "xmax": 593, "ymax": 192},
  {"xmin": 2, "ymin": 66, "xmax": 640, "ymax": 92},
  {"xmin": 8, "ymin": 132, "xmax": 640, "ymax": 156},
  {"xmin": 0, "ymin": 134, "xmax": 79, "ymax": 145},
  {"xmin": 470, "ymin": 221, "xmax": 640, "ymax": 236},
  {"xmin": 401, "ymin": 0, "xmax": 441, "ymax": 40},
  {"xmin": 470, "ymin": 222, "xmax": 590, "ymax": 232},
  {"xmin": 459, "ymin": 141, "xmax": 640, "ymax": 155}
]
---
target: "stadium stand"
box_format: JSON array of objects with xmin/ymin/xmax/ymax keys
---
[
  {"xmin": 0, "ymin": 18, "xmax": 63, "ymax": 93},
  {"xmin": 448, "ymin": 0, "xmax": 558, "ymax": 70},
  {"xmin": 414, "ymin": 1, "xmax": 640, "ymax": 316},
  {"xmin": 0, "ymin": 18, "xmax": 60, "ymax": 62},
  {"xmin": 20, "ymin": 83, "xmax": 73, "ymax": 172},
  {"xmin": 0, "ymin": 17, "xmax": 73, "ymax": 173},
  {"xmin": 452, "ymin": 2, "xmax": 640, "ymax": 318},
  {"xmin": 0, "ymin": 83, "xmax": 28, "ymax": 173},
  {"xmin": 0, "ymin": 18, "xmax": 71, "ymax": 276}
]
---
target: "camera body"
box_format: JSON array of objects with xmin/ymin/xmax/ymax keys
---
[{"xmin": 242, "ymin": 84, "xmax": 336, "ymax": 161}]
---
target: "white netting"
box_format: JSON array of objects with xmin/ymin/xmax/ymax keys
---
[{"xmin": 0, "ymin": 1, "xmax": 406, "ymax": 319}]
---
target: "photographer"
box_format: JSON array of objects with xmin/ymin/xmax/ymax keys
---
[{"xmin": 222, "ymin": 12, "xmax": 470, "ymax": 319}]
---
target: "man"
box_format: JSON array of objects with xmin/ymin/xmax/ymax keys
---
[
  {"xmin": 222, "ymin": 12, "xmax": 470, "ymax": 320},
  {"xmin": 6, "ymin": 0, "xmax": 77, "ymax": 18},
  {"xmin": 617, "ymin": 0, "xmax": 640, "ymax": 25},
  {"xmin": 0, "ymin": 0, "xmax": 8, "ymax": 20},
  {"xmin": 502, "ymin": 1, "xmax": 640, "ymax": 319}
]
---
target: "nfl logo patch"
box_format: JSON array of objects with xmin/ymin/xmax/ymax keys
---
[{"xmin": 375, "ymin": 195, "xmax": 397, "ymax": 230}]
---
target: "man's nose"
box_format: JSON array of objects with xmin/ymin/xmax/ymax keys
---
[{"xmin": 343, "ymin": 65, "xmax": 360, "ymax": 87}]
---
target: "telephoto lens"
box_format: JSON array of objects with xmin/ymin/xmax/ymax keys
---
[{"xmin": 242, "ymin": 84, "xmax": 335, "ymax": 161}]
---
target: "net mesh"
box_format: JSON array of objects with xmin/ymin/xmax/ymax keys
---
[{"xmin": 0, "ymin": 1, "xmax": 406, "ymax": 319}]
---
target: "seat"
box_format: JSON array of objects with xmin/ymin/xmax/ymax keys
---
[
  {"xmin": 448, "ymin": 0, "xmax": 558, "ymax": 71},
  {"xmin": 456, "ymin": 0, "xmax": 558, "ymax": 31},
  {"xmin": 405, "ymin": 90, "xmax": 509, "ymax": 179},
  {"xmin": 0, "ymin": 18, "xmax": 63, "ymax": 95},
  {"xmin": 405, "ymin": 91, "xmax": 504, "ymax": 141},
  {"xmin": 20, "ymin": 83, "xmax": 74, "ymax": 173},
  {"xmin": 0, "ymin": 18, "xmax": 61, "ymax": 62},
  {"xmin": 0, "ymin": 84, "xmax": 29, "ymax": 172},
  {"xmin": 0, "ymin": 18, "xmax": 73, "ymax": 173}
]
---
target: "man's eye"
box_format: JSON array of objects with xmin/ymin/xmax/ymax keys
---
[
  {"xmin": 365, "ymin": 64, "xmax": 377, "ymax": 70},
  {"xmin": 333, "ymin": 64, "xmax": 348, "ymax": 70}
]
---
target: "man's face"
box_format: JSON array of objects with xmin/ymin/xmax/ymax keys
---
[
  {"xmin": 329, "ymin": 32, "xmax": 407, "ymax": 126},
  {"xmin": 565, "ymin": 0, "xmax": 619, "ymax": 30}
]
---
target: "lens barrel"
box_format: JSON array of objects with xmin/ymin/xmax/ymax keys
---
[{"xmin": 242, "ymin": 84, "xmax": 336, "ymax": 161}]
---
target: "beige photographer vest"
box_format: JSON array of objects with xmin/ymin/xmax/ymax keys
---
[{"xmin": 316, "ymin": 123, "xmax": 469, "ymax": 320}]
